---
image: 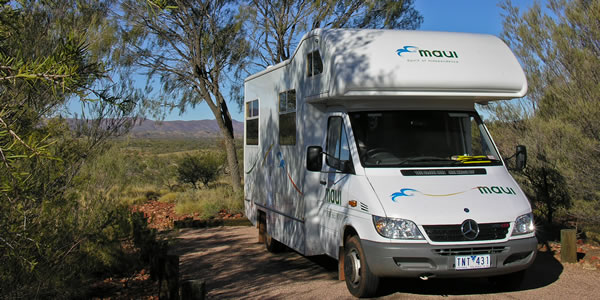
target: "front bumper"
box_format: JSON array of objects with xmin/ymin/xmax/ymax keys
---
[{"xmin": 362, "ymin": 237, "xmax": 537, "ymax": 278}]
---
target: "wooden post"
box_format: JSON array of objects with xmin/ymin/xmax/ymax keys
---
[
  {"xmin": 180, "ymin": 280, "xmax": 206, "ymax": 300},
  {"xmin": 166, "ymin": 254, "xmax": 180, "ymax": 300},
  {"xmin": 561, "ymin": 229, "xmax": 577, "ymax": 263}
]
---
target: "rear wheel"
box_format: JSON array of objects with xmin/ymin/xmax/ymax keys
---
[
  {"xmin": 265, "ymin": 232, "xmax": 285, "ymax": 253},
  {"xmin": 344, "ymin": 235, "xmax": 379, "ymax": 297},
  {"xmin": 258, "ymin": 210, "xmax": 285, "ymax": 253}
]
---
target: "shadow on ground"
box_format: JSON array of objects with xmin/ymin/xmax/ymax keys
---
[
  {"xmin": 172, "ymin": 226, "xmax": 563, "ymax": 299},
  {"xmin": 172, "ymin": 227, "xmax": 341, "ymax": 298},
  {"xmin": 377, "ymin": 251, "xmax": 563, "ymax": 297}
]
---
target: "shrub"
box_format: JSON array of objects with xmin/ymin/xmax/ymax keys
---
[
  {"xmin": 159, "ymin": 192, "xmax": 178, "ymax": 203},
  {"xmin": 176, "ymin": 152, "xmax": 224, "ymax": 189}
]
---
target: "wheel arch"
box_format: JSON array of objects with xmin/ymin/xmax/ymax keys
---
[{"xmin": 342, "ymin": 224, "xmax": 359, "ymax": 246}]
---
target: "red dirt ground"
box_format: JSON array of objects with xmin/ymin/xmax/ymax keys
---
[{"xmin": 131, "ymin": 200, "xmax": 243, "ymax": 230}]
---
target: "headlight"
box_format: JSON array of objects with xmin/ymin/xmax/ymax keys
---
[
  {"xmin": 513, "ymin": 213, "xmax": 535, "ymax": 235},
  {"xmin": 373, "ymin": 216, "xmax": 424, "ymax": 239}
]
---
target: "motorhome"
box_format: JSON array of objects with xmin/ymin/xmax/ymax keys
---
[{"xmin": 243, "ymin": 29, "xmax": 536, "ymax": 297}]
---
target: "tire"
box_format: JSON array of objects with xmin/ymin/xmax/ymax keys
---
[
  {"xmin": 489, "ymin": 269, "xmax": 526, "ymax": 290},
  {"xmin": 343, "ymin": 235, "xmax": 379, "ymax": 298},
  {"xmin": 259, "ymin": 210, "xmax": 285, "ymax": 253},
  {"xmin": 265, "ymin": 232, "xmax": 285, "ymax": 253}
]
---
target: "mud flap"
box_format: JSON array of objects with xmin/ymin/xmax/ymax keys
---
[
  {"xmin": 338, "ymin": 246, "xmax": 345, "ymax": 281},
  {"xmin": 258, "ymin": 210, "xmax": 266, "ymax": 243}
]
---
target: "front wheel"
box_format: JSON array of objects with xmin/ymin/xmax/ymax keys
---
[{"xmin": 344, "ymin": 236, "xmax": 379, "ymax": 297}]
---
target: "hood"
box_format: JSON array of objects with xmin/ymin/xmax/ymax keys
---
[{"xmin": 365, "ymin": 167, "xmax": 531, "ymax": 225}]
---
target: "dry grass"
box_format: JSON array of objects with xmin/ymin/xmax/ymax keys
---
[
  {"xmin": 174, "ymin": 186, "xmax": 244, "ymax": 219},
  {"xmin": 158, "ymin": 192, "xmax": 178, "ymax": 203},
  {"xmin": 121, "ymin": 185, "xmax": 163, "ymax": 205}
]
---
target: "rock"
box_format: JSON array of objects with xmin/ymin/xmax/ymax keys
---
[{"xmin": 582, "ymin": 263, "xmax": 596, "ymax": 270}]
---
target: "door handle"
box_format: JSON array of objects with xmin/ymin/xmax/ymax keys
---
[{"xmin": 319, "ymin": 180, "xmax": 327, "ymax": 185}]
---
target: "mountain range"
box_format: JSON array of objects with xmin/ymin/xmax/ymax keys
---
[{"xmin": 127, "ymin": 119, "xmax": 243, "ymax": 139}]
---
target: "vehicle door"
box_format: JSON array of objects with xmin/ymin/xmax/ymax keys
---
[{"xmin": 318, "ymin": 113, "xmax": 354, "ymax": 257}]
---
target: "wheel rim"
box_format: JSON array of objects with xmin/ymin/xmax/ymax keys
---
[{"xmin": 348, "ymin": 248, "xmax": 361, "ymax": 285}]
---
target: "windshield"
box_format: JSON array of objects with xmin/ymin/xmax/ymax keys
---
[{"xmin": 349, "ymin": 111, "xmax": 502, "ymax": 167}]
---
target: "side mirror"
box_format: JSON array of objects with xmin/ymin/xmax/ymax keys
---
[
  {"xmin": 339, "ymin": 160, "xmax": 355, "ymax": 174},
  {"xmin": 306, "ymin": 146, "xmax": 323, "ymax": 172},
  {"xmin": 515, "ymin": 145, "xmax": 527, "ymax": 171}
]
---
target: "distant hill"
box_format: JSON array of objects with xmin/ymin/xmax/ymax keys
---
[{"xmin": 127, "ymin": 119, "xmax": 243, "ymax": 139}]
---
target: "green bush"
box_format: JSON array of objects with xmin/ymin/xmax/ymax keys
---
[{"xmin": 177, "ymin": 152, "xmax": 225, "ymax": 189}]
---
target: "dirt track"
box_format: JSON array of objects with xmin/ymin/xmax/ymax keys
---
[{"xmin": 171, "ymin": 226, "xmax": 599, "ymax": 299}]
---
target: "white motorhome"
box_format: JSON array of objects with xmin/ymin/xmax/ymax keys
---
[{"xmin": 243, "ymin": 29, "xmax": 536, "ymax": 297}]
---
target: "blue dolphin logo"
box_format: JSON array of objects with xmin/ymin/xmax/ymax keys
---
[
  {"xmin": 396, "ymin": 46, "xmax": 417, "ymax": 57},
  {"xmin": 391, "ymin": 188, "xmax": 419, "ymax": 201},
  {"xmin": 277, "ymin": 152, "xmax": 285, "ymax": 168}
]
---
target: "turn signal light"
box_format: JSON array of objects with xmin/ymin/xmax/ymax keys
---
[{"xmin": 349, "ymin": 200, "xmax": 357, "ymax": 207}]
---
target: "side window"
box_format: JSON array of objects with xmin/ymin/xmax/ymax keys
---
[
  {"xmin": 326, "ymin": 116, "xmax": 351, "ymax": 170},
  {"xmin": 245, "ymin": 99, "xmax": 259, "ymax": 145},
  {"xmin": 307, "ymin": 50, "xmax": 323, "ymax": 77},
  {"xmin": 279, "ymin": 90, "xmax": 296, "ymax": 145}
]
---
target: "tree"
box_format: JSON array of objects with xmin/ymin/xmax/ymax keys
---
[
  {"xmin": 177, "ymin": 152, "xmax": 224, "ymax": 188},
  {"xmin": 523, "ymin": 161, "xmax": 570, "ymax": 225},
  {"xmin": 244, "ymin": 0, "xmax": 423, "ymax": 68},
  {"xmin": 485, "ymin": 0, "xmax": 600, "ymax": 229},
  {"xmin": 119, "ymin": 0, "xmax": 248, "ymax": 192},
  {"xmin": 0, "ymin": 1, "xmax": 143, "ymax": 297}
]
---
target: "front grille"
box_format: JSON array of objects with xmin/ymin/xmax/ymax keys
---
[
  {"xmin": 423, "ymin": 223, "xmax": 509, "ymax": 242},
  {"xmin": 433, "ymin": 246, "xmax": 507, "ymax": 256}
]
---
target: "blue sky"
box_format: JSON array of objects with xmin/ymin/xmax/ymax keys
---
[{"xmin": 69, "ymin": 0, "xmax": 539, "ymax": 122}]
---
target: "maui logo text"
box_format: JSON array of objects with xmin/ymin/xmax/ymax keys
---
[
  {"xmin": 391, "ymin": 186, "xmax": 517, "ymax": 201},
  {"xmin": 397, "ymin": 45, "xmax": 459, "ymax": 59},
  {"xmin": 325, "ymin": 188, "xmax": 342, "ymax": 205},
  {"xmin": 477, "ymin": 186, "xmax": 516, "ymax": 195}
]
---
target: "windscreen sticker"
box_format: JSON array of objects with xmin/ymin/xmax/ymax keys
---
[{"xmin": 391, "ymin": 186, "xmax": 516, "ymax": 202}]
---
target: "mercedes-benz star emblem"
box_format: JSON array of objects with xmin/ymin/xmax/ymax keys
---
[{"xmin": 461, "ymin": 219, "xmax": 480, "ymax": 240}]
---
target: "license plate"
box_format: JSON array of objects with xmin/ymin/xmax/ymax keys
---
[{"xmin": 454, "ymin": 254, "xmax": 491, "ymax": 270}]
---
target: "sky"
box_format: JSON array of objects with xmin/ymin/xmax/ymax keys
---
[{"xmin": 69, "ymin": 0, "xmax": 539, "ymax": 122}]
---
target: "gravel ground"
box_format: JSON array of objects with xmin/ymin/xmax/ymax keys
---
[{"xmin": 171, "ymin": 226, "xmax": 599, "ymax": 299}]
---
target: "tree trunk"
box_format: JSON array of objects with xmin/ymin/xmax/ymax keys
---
[
  {"xmin": 196, "ymin": 78, "xmax": 243, "ymax": 193},
  {"xmin": 542, "ymin": 167, "xmax": 553, "ymax": 225},
  {"xmin": 210, "ymin": 94, "xmax": 242, "ymax": 192},
  {"xmin": 222, "ymin": 133, "xmax": 242, "ymax": 192}
]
